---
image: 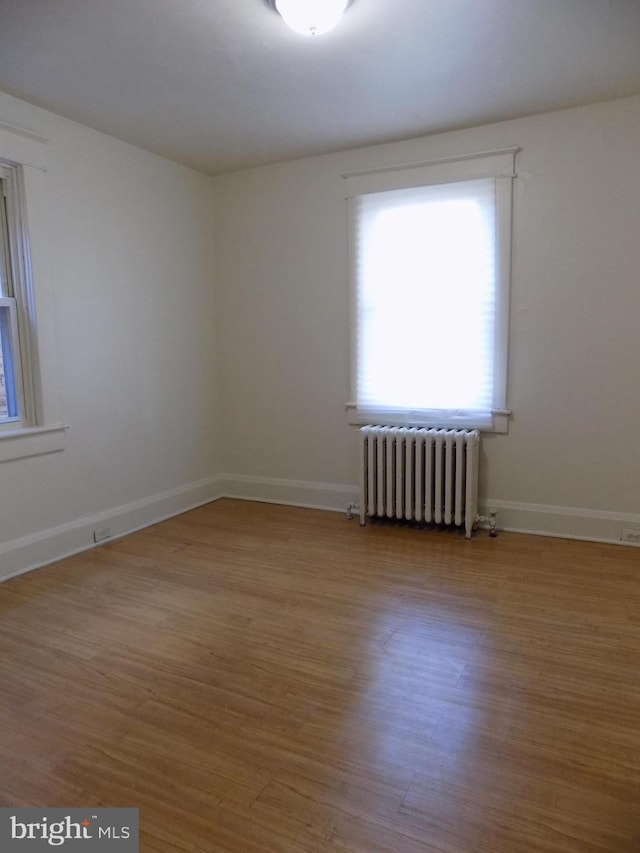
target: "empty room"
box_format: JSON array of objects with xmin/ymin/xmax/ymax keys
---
[{"xmin": 1, "ymin": 1, "xmax": 640, "ymax": 850}]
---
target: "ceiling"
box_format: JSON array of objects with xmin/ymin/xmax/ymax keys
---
[{"xmin": 0, "ymin": 0, "xmax": 639, "ymax": 175}]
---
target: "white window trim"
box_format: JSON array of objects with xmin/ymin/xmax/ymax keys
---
[
  {"xmin": 0, "ymin": 423, "xmax": 66, "ymax": 463},
  {"xmin": 344, "ymin": 147, "xmax": 518, "ymax": 434},
  {"xmin": 0, "ymin": 120, "xmax": 66, "ymax": 462}
]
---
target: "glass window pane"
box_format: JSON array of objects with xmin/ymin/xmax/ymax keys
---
[
  {"xmin": 0, "ymin": 304, "xmax": 18, "ymax": 420},
  {"xmin": 0, "ymin": 326, "xmax": 6, "ymax": 419},
  {"xmin": 355, "ymin": 178, "xmax": 496, "ymax": 417}
]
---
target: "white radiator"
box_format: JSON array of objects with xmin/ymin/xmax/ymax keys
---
[{"xmin": 359, "ymin": 425, "xmax": 480, "ymax": 539}]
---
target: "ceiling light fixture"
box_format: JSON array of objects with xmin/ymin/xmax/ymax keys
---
[{"xmin": 274, "ymin": 0, "xmax": 350, "ymax": 36}]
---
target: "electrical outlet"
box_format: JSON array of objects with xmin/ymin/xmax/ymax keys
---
[
  {"xmin": 621, "ymin": 529, "xmax": 640, "ymax": 545},
  {"xmin": 93, "ymin": 526, "xmax": 112, "ymax": 543}
]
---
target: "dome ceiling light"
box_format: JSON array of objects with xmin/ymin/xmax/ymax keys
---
[{"xmin": 273, "ymin": 0, "xmax": 350, "ymax": 36}]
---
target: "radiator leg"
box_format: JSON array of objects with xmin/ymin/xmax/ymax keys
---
[
  {"xmin": 474, "ymin": 511, "xmax": 498, "ymax": 538},
  {"xmin": 346, "ymin": 502, "xmax": 359, "ymax": 521}
]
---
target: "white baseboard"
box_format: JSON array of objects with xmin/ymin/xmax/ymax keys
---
[
  {"xmin": 479, "ymin": 498, "xmax": 640, "ymax": 546},
  {"xmin": 220, "ymin": 475, "xmax": 640, "ymax": 547},
  {"xmin": 218, "ymin": 473, "xmax": 359, "ymax": 514},
  {"xmin": 3, "ymin": 475, "xmax": 639, "ymax": 582},
  {"xmin": 0, "ymin": 474, "xmax": 224, "ymax": 581}
]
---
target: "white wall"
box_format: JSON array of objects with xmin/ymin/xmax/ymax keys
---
[
  {"xmin": 212, "ymin": 95, "xmax": 640, "ymax": 542},
  {"xmin": 0, "ymin": 92, "xmax": 221, "ymax": 576}
]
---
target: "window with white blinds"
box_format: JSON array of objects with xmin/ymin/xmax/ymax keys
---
[
  {"xmin": 0, "ymin": 122, "xmax": 65, "ymax": 463},
  {"xmin": 0, "ymin": 165, "xmax": 25, "ymax": 425},
  {"xmin": 346, "ymin": 149, "xmax": 517, "ymax": 432}
]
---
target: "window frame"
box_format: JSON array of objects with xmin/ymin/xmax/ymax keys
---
[
  {"xmin": 344, "ymin": 148, "xmax": 518, "ymax": 434},
  {"xmin": 0, "ymin": 119, "xmax": 65, "ymax": 462}
]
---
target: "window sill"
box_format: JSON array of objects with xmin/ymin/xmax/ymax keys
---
[
  {"xmin": 345, "ymin": 404, "xmax": 510, "ymax": 434},
  {"xmin": 0, "ymin": 423, "xmax": 67, "ymax": 463}
]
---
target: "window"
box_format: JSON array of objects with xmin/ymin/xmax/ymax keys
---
[
  {"xmin": 0, "ymin": 163, "xmax": 30, "ymax": 427},
  {"xmin": 346, "ymin": 149, "xmax": 517, "ymax": 432},
  {"xmin": 0, "ymin": 120, "xmax": 65, "ymax": 462}
]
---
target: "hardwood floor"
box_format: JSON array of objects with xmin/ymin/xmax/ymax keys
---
[{"xmin": 1, "ymin": 498, "xmax": 639, "ymax": 852}]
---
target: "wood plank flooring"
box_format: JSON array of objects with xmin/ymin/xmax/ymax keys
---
[{"xmin": 1, "ymin": 498, "xmax": 639, "ymax": 851}]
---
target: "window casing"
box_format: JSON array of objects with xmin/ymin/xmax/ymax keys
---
[{"xmin": 346, "ymin": 149, "xmax": 517, "ymax": 433}]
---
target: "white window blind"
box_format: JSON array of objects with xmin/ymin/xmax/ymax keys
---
[{"xmin": 346, "ymin": 149, "xmax": 516, "ymax": 431}]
